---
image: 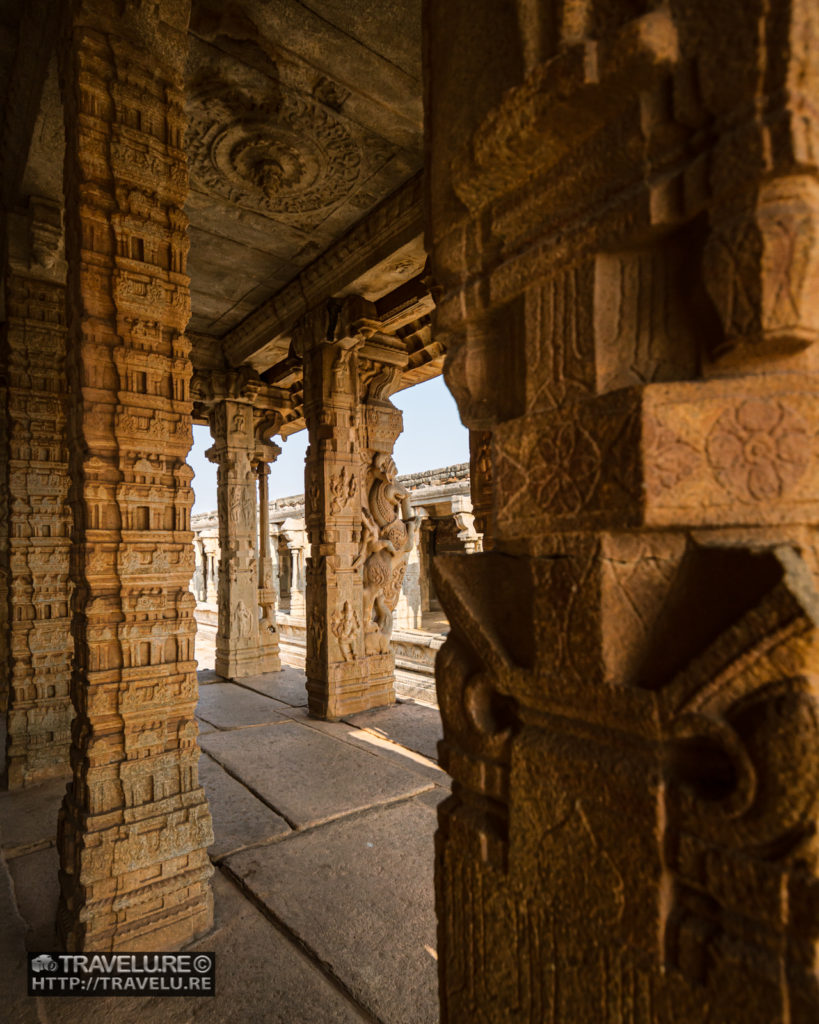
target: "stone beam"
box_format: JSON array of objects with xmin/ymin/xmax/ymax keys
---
[{"xmin": 222, "ymin": 172, "xmax": 422, "ymax": 368}]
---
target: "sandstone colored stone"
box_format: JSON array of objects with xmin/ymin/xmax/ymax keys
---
[
  {"xmin": 196, "ymin": 681, "xmax": 288, "ymax": 730},
  {"xmin": 427, "ymin": 3, "xmax": 819, "ymax": 1021},
  {"xmin": 42, "ymin": 871, "xmax": 364, "ymax": 1024},
  {"xmin": 239, "ymin": 667, "xmax": 310, "ymax": 707},
  {"xmin": 198, "ymin": 752, "xmax": 291, "ymax": 859},
  {"xmin": 343, "ymin": 701, "xmax": 443, "ymax": 762},
  {"xmin": 226, "ymin": 798, "xmax": 439, "ymax": 1024},
  {"xmin": 0, "ymin": 776, "xmax": 67, "ymax": 857},
  {"xmin": 200, "ymin": 720, "xmax": 432, "ymax": 828}
]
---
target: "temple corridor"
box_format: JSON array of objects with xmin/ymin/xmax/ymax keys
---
[{"xmin": 1, "ymin": 666, "xmax": 446, "ymax": 1023}]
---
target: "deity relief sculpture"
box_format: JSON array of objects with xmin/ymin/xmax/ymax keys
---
[
  {"xmin": 330, "ymin": 600, "xmax": 360, "ymax": 661},
  {"xmin": 329, "ymin": 465, "xmax": 357, "ymax": 514}
]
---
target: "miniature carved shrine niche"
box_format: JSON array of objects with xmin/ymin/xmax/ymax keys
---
[{"xmin": 427, "ymin": 2, "xmax": 819, "ymax": 1022}]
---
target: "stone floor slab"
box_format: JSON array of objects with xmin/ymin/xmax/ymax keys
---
[
  {"xmin": 278, "ymin": 705, "xmax": 447, "ymax": 786},
  {"xmin": 0, "ymin": 776, "xmax": 68, "ymax": 856},
  {"xmin": 0, "ymin": 856, "xmax": 40, "ymax": 1023},
  {"xmin": 226, "ymin": 799, "xmax": 440, "ymax": 1024},
  {"xmin": 40, "ymin": 871, "xmax": 365, "ymax": 1024},
  {"xmin": 197, "ymin": 668, "xmax": 223, "ymax": 685},
  {"xmin": 8, "ymin": 844, "xmax": 60, "ymax": 950},
  {"xmin": 200, "ymin": 720, "xmax": 432, "ymax": 828},
  {"xmin": 199, "ymin": 752, "xmax": 291, "ymax": 859},
  {"xmin": 196, "ymin": 682, "xmax": 288, "ymax": 730},
  {"xmin": 237, "ymin": 667, "xmax": 309, "ymax": 707},
  {"xmin": 343, "ymin": 702, "xmax": 443, "ymax": 762}
]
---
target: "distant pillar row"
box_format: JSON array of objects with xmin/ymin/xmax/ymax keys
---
[
  {"xmin": 192, "ymin": 367, "xmax": 286, "ymax": 678},
  {"xmin": 298, "ymin": 297, "xmax": 415, "ymax": 719},
  {"xmin": 56, "ymin": 0, "xmax": 214, "ymax": 951},
  {"xmin": 1, "ymin": 201, "xmax": 73, "ymax": 789}
]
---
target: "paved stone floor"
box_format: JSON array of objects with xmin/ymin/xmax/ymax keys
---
[{"xmin": 0, "ymin": 667, "xmax": 447, "ymax": 1024}]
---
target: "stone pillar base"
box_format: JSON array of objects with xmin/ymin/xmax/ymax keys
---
[
  {"xmin": 258, "ymin": 632, "xmax": 282, "ymax": 674},
  {"xmin": 215, "ymin": 644, "xmax": 265, "ymax": 680},
  {"xmin": 307, "ymin": 653, "xmax": 395, "ymax": 719}
]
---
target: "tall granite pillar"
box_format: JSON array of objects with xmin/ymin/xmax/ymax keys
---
[
  {"xmin": 299, "ymin": 299, "xmax": 414, "ymax": 719},
  {"xmin": 428, "ymin": 2, "xmax": 819, "ymax": 1021},
  {"xmin": 255, "ymin": 416, "xmax": 281, "ymax": 672},
  {"xmin": 2, "ymin": 200, "xmax": 73, "ymax": 788},
  {"xmin": 202, "ymin": 533, "xmax": 218, "ymax": 604},
  {"xmin": 57, "ymin": 0, "xmax": 213, "ymax": 950},
  {"xmin": 202, "ymin": 372, "xmax": 263, "ymax": 680}
]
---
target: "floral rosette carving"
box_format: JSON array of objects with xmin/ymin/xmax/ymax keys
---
[
  {"xmin": 538, "ymin": 422, "xmax": 601, "ymax": 515},
  {"xmin": 706, "ymin": 399, "xmax": 810, "ymax": 502}
]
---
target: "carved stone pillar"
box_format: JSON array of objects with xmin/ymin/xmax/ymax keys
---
[
  {"xmin": 281, "ymin": 519, "xmax": 308, "ymax": 618},
  {"xmin": 255, "ymin": 417, "xmax": 281, "ymax": 673},
  {"xmin": 394, "ymin": 506, "xmax": 426, "ymax": 630},
  {"xmin": 300, "ymin": 299, "xmax": 414, "ymax": 719},
  {"xmin": 201, "ymin": 372, "xmax": 263, "ymax": 680},
  {"xmin": 57, "ymin": 0, "xmax": 213, "ymax": 951},
  {"xmin": 202, "ymin": 532, "xmax": 219, "ymax": 604},
  {"xmin": 428, "ymin": 2, "xmax": 819, "ymax": 1021},
  {"xmin": 468, "ymin": 429, "xmax": 494, "ymax": 550},
  {"xmin": 2, "ymin": 200, "xmax": 73, "ymax": 788}
]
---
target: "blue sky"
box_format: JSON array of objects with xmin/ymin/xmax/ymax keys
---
[{"xmin": 189, "ymin": 374, "xmax": 469, "ymax": 514}]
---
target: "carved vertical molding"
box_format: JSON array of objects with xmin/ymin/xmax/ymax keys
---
[
  {"xmin": 57, "ymin": 0, "xmax": 213, "ymax": 950},
  {"xmin": 2, "ymin": 263, "xmax": 73, "ymax": 788}
]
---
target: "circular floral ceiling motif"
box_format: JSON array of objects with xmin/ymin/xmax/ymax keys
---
[{"xmin": 188, "ymin": 86, "xmax": 362, "ymax": 217}]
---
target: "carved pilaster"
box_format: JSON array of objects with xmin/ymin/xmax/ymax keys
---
[
  {"xmin": 2, "ymin": 205, "xmax": 73, "ymax": 786},
  {"xmin": 428, "ymin": 2, "xmax": 819, "ymax": 1021},
  {"xmin": 200, "ymin": 373, "xmax": 262, "ymax": 679},
  {"xmin": 300, "ymin": 298, "xmax": 414, "ymax": 718},
  {"xmin": 255, "ymin": 410, "xmax": 281, "ymax": 672},
  {"xmin": 468, "ymin": 429, "xmax": 494, "ymax": 550},
  {"xmin": 57, "ymin": 0, "xmax": 213, "ymax": 951},
  {"xmin": 200, "ymin": 532, "xmax": 218, "ymax": 604}
]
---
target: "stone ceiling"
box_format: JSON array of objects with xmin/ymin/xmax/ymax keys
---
[
  {"xmin": 184, "ymin": 0, "xmax": 425, "ymax": 346},
  {"xmin": 1, "ymin": 0, "xmax": 430, "ymax": 382}
]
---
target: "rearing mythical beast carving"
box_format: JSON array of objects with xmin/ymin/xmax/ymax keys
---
[{"xmin": 354, "ymin": 454, "xmax": 417, "ymax": 653}]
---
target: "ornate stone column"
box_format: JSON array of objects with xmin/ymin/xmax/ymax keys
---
[
  {"xmin": 394, "ymin": 506, "xmax": 427, "ymax": 630},
  {"xmin": 57, "ymin": 0, "xmax": 213, "ymax": 950},
  {"xmin": 468, "ymin": 429, "xmax": 494, "ymax": 550},
  {"xmin": 255, "ymin": 413, "xmax": 281, "ymax": 673},
  {"xmin": 1, "ymin": 198, "xmax": 73, "ymax": 788},
  {"xmin": 198, "ymin": 370, "xmax": 263, "ymax": 680},
  {"xmin": 281, "ymin": 519, "xmax": 308, "ymax": 618},
  {"xmin": 428, "ymin": 2, "xmax": 819, "ymax": 1021},
  {"xmin": 201, "ymin": 532, "xmax": 219, "ymax": 604},
  {"xmin": 299, "ymin": 299, "xmax": 414, "ymax": 719}
]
